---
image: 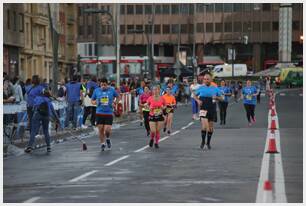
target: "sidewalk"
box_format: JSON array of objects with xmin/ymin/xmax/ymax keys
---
[{"xmin": 3, "ymin": 112, "xmax": 139, "ymax": 157}]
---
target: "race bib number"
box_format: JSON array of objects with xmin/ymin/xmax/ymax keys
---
[
  {"xmin": 100, "ymin": 96, "xmax": 109, "ymax": 106},
  {"xmin": 199, "ymin": 110, "xmax": 208, "ymax": 117},
  {"xmin": 246, "ymin": 94, "xmax": 252, "ymax": 100},
  {"xmin": 166, "ymin": 107, "xmax": 172, "ymax": 113},
  {"xmin": 153, "ymin": 108, "xmax": 162, "ymax": 116}
]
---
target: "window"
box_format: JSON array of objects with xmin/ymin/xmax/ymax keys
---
[
  {"xmin": 145, "ymin": 24, "xmax": 152, "ymax": 33},
  {"xmin": 262, "ymin": 3, "xmax": 271, "ymax": 11},
  {"xmin": 135, "ymin": 5, "xmax": 143, "ymax": 14},
  {"xmin": 101, "ymin": 25, "xmax": 107, "ymax": 34},
  {"xmin": 292, "ymin": 21, "xmax": 300, "ymax": 30},
  {"xmin": 19, "ymin": 13, "xmax": 24, "ymax": 32},
  {"xmin": 127, "ymin": 25, "xmax": 134, "ymax": 33},
  {"xmin": 181, "ymin": 24, "xmax": 188, "ymax": 33},
  {"xmin": 197, "ymin": 23, "xmax": 204, "ymax": 32},
  {"xmin": 197, "ymin": 4, "xmax": 204, "ymax": 13},
  {"xmin": 243, "ymin": 22, "xmax": 252, "ymax": 32},
  {"xmin": 89, "ymin": 44, "xmax": 92, "ymax": 56},
  {"xmin": 243, "ymin": 4, "xmax": 251, "ymax": 11},
  {"xmin": 120, "ymin": 25, "xmax": 125, "ymax": 34},
  {"xmin": 188, "ymin": 24, "xmax": 194, "ymax": 33},
  {"xmin": 224, "ymin": 22, "xmax": 232, "ymax": 32},
  {"xmin": 272, "ymin": 4, "xmax": 279, "ymax": 11},
  {"xmin": 171, "ymin": 24, "xmax": 179, "ymax": 33},
  {"xmin": 7, "ymin": 10, "xmax": 10, "ymax": 30},
  {"xmin": 206, "ymin": 23, "xmax": 213, "ymax": 32},
  {"xmin": 154, "ymin": 24, "xmax": 161, "ymax": 34},
  {"xmin": 181, "ymin": 4, "xmax": 189, "ymax": 14},
  {"xmin": 224, "ymin": 4, "xmax": 233, "ymax": 12},
  {"xmin": 136, "ymin": 24, "xmax": 143, "ymax": 31},
  {"xmin": 78, "ymin": 25, "xmax": 83, "ymax": 35},
  {"xmin": 163, "ymin": 24, "xmax": 170, "ymax": 34},
  {"xmin": 127, "ymin": 5, "xmax": 134, "ymax": 14},
  {"xmin": 215, "ymin": 4, "xmax": 223, "ymax": 12},
  {"xmin": 87, "ymin": 25, "xmax": 92, "ymax": 35},
  {"xmin": 215, "ymin": 23, "xmax": 222, "ymax": 32},
  {"xmin": 189, "ymin": 4, "xmax": 194, "ymax": 14},
  {"xmin": 206, "ymin": 4, "xmax": 214, "ymax": 12},
  {"xmin": 233, "ymin": 4, "xmax": 242, "ymax": 12},
  {"xmin": 262, "ymin": 21, "xmax": 271, "ymax": 32},
  {"xmin": 234, "ymin": 22, "xmax": 242, "ymax": 32},
  {"xmin": 155, "ymin": 5, "xmax": 162, "ymax": 14},
  {"xmin": 163, "ymin": 4, "xmax": 170, "ymax": 14},
  {"xmin": 120, "ymin": 4, "xmax": 126, "ymax": 14},
  {"xmin": 14, "ymin": 11, "xmax": 17, "ymax": 31},
  {"xmin": 171, "ymin": 4, "xmax": 179, "ymax": 14},
  {"xmin": 272, "ymin": 21, "xmax": 278, "ymax": 31},
  {"xmin": 145, "ymin": 5, "xmax": 152, "ymax": 14},
  {"xmin": 253, "ymin": 22, "xmax": 261, "ymax": 32}
]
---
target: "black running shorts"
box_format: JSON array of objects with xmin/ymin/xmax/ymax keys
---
[
  {"xmin": 96, "ymin": 115, "xmax": 113, "ymax": 125},
  {"xmin": 149, "ymin": 115, "xmax": 164, "ymax": 122}
]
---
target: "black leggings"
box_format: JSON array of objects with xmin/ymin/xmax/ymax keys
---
[
  {"xmin": 244, "ymin": 104, "xmax": 255, "ymax": 123},
  {"xmin": 218, "ymin": 102, "xmax": 228, "ymax": 123},
  {"xmin": 143, "ymin": 111, "xmax": 150, "ymax": 132},
  {"xmin": 83, "ymin": 106, "xmax": 96, "ymax": 126}
]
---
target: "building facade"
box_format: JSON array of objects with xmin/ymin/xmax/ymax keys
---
[
  {"xmin": 3, "ymin": 4, "xmax": 25, "ymax": 79},
  {"xmin": 77, "ymin": 3, "xmax": 303, "ymax": 73},
  {"xmin": 3, "ymin": 3, "xmax": 78, "ymax": 82}
]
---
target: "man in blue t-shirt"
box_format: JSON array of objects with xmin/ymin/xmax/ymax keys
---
[
  {"xmin": 218, "ymin": 80, "xmax": 232, "ymax": 125},
  {"xmin": 91, "ymin": 78, "xmax": 119, "ymax": 151},
  {"xmin": 65, "ymin": 75, "xmax": 83, "ymax": 129},
  {"xmin": 193, "ymin": 73, "xmax": 223, "ymax": 150},
  {"xmin": 242, "ymin": 79, "xmax": 258, "ymax": 126}
]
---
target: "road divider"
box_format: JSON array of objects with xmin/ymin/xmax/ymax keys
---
[{"xmin": 105, "ymin": 155, "xmax": 130, "ymax": 166}]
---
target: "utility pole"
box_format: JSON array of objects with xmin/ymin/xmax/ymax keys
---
[
  {"xmin": 279, "ymin": 3, "xmax": 292, "ymax": 62},
  {"xmin": 150, "ymin": 4, "xmax": 155, "ymax": 81},
  {"xmin": 48, "ymin": 4, "xmax": 59, "ymax": 95},
  {"xmin": 115, "ymin": 3, "xmax": 120, "ymax": 88},
  {"xmin": 192, "ymin": 3, "xmax": 196, "ymax": 78}
]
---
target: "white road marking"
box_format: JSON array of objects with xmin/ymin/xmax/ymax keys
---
[
  {"xmin": 159, "ymin": 135, "xmax": 170, "ymax": 142},
  {"xmin": 170, "ymin": 130, "xmax": 180, "ymax": 136},
  {"xmin": 274, "ymin": 127, "xmax": 287, "ymax": 202},
  {"xmin": 131, "ymin": 120, "xmax": 141, "ymax": 123},
  {"xmin": 105, "ymin": 155, "xmax": 130, "ymax": 166},
  {"xmin": 279, "ymin": 93, "xmax": 285, "ymax": 96},
  {"xmin": 69, "ymin": 170, "xmax": 98, "ymax": 183},
  {"xmin": 134, "ymin": 145, "xmax": 149, "ymax": 153},
  {"xmin": 24, "ymin": 196, "xmax": 41, "ymax": 203}
]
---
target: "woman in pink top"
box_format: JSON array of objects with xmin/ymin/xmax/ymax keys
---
[
  {"xmin": 146, "ymin": 85, "xmax": 166, "ymax": 148},
  {"xmin": 139, "ymin": 86, "xmax": 152, "ymax": 136}
]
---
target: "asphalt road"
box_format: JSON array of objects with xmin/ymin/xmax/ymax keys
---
[{"xmin": 3, "ymin": 89, "xmax": 302, "ymax": 203}]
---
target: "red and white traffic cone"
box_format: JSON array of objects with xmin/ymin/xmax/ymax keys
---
[
  {"xmin": 271, "ymin": 108, "xmax": 276, "ymax": 117},
  {"xmin": 270, "ymin": 119, "xmax": 277, "ymax": 130},
  {"xmin": 266, "ymin": 138, "xmax": 278, "ymax": 153},
  {"xmin": 263, "ymin": 180, "xmax": 273, "ymax": 202}
]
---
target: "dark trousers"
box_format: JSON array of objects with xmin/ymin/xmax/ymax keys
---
[
  {"xmin": 143, "ymin": 111, "xmax": 150, "ymax": 133},
  {"xmin": 83, "ymin": 106, "xmax": 96, "ymax": 126},
  {"xmin": 244, "ymin": 104, "xmax": 256, "ymax": 123},
  {"xmin": 257, "ymin": 91, "xmax": 261, "ymax": 104},
  {"xmin": 27, "ymin": 106, "xmax": 34, "ymax": 131},
  {"xmin": 218, "ymin": 101, "xmax": 228, "ymax": 124},
  {"xmin": 27, "ymin": 111, "xmax": 50, "ymax": 148}
]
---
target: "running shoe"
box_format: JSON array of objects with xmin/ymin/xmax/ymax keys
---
[
  {"xmin": 106, "ymin": 138, "xmax": 112, "ymax": 149},
  {"xmin": 207, "ymin": 144, "xmax": 211, "ymax": 150},
  {"xmin": 101, "ymin": 143, "xmax": 106, "ymax": 151},
  {"xmin": 252, "ymin": 117, "xmax": 256, "ymax": 123},
  {"xmin": 147, "ymin": 131, "xmax": 150, "ymax": 137},
  {"xmin": 47, "ymin": 147, "xmax": 51, "ymax": 153},
  {"xmin": 140, "ymin": 122, "xmax": 143, "ymax": 126},
  {"xmin": 167, "ymin": 130, "xmax": 171, "ymax": 135},
  {"xmin": 200, "ymin": 141, "xmax": 205, "ymax": 149},
  {"xmin": 154, "ymin": 143, "xmax": 159, "ymax": 149},
  {"xmin": 81, "ymin": 124, "xmax": 88, "ymax": 129},
  {"xmin": 24, "ymin": 147, "xmax": 32, "ymax": 153},
  {"xmin": 163, "ymin": 127, "xmax": 166, "ymax": 132},
  {"xmin": 149, "ymin": 139, "xmax": 154, "ymax": 147},
  {"xmin": 248, "ymin": 122, "xmax": 252, "ymax": 127}
]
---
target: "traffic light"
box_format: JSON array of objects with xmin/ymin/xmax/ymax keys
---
[{"xmin": 243, "ymin": 35, "xmax": 248, "ymax": 45}]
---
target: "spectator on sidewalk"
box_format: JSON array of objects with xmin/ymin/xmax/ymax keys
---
[
  {"xmin": 12, "ymin": 77, "xmax": 24, "ymax": 103},
  {"xmin": 65, "ymin": 75, "xmax": 83, "ymax": 129}
]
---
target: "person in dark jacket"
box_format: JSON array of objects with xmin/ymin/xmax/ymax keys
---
[{"xmin": 24, "ymin": 88, "xmax": 59, "ymax": 153}]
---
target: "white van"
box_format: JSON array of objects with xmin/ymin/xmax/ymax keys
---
[{"xmin": 213, "ymin": 64, "xmax": 247, "ymax": 77}]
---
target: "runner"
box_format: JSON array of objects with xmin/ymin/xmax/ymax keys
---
[
  {"xmin": 162, "ymin": 87, "xmax": 177, "ymax": 135},
  {"xmin": 193, "ymin": 73, "xmax": 223, "ymax": 150},
  {"xmin": 190, "ymin": 78, "xmax": 200, "ymax": 120},
  {"xmin": 241, "ymin": 79, "xmax": 258, "ymax": 126},
  {"xmin": 147, "ymin": 85, "xmax": 166, "ymax": 149},
  {"xmin": 218, "ymin": 80, "xmax": 232, "ymax": 125},
  {"xmin": 136, "ymin": 81, "xmax": 146, "ymax": 126},
  {"xmin": 91, "ymin": 78, "xmax": 119, "ymax": 151},
  {"xmin": 139, "ymin": 85, "xmax": 152, "ymax": 136}
]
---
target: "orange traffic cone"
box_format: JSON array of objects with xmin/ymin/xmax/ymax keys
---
[
  {"xmin": 264, "ymin": 180, "xmax": 272, "ymax": 190},
  {"xmin": 271, "ymin": 109, "xmax": 276, "ymax": 116},
  {"xmin": 270, "ymin": 119, "xmax": 277, "ymax": 130},
  {"xmin": 266, "ymin": 138, "xmax": 278, "ymax": 153}
]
